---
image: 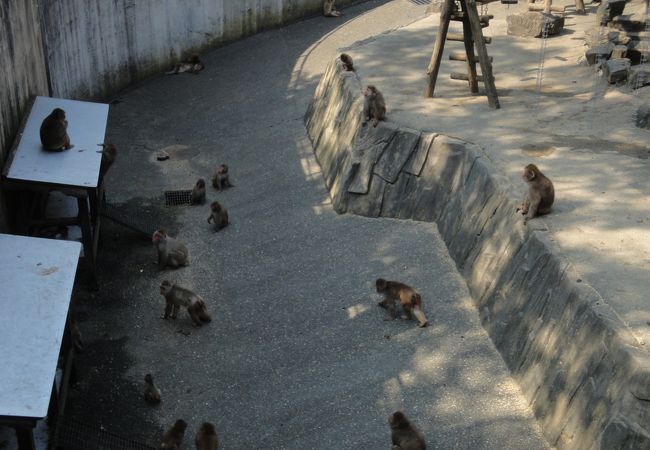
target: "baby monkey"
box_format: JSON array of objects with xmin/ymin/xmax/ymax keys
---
[
  {"xmin": 159, "ymin": 280, "xmax": 212, "ymax": 327},
  {"xmin": 211, "ymin": 164, "xmax": 233, "ymax": 190},
  {"xmin": 516, "ymin": 163, "xmax": 554, "ymax": 225},
  {"xmin": 191, "ymin": 178, "xmax": 206, "ymax": 205},
  {"xmin": 143, "ymin": 374, "xmax": 161, "ymax": 405},
  {"xmin": 40, "ymin": 108, "xmax": 73, "ymax": 151},
  {"xmin": 152, "ymin": 230, "xmax": 190, "ymax": 269},
  {"xmin": 376, "ymin": 278, "xmax": 428, "ymax": 328},
  {"xmin": 388, "ymin": 411, "xmax": 426, "ymax": 450},
  {"xmin": 166, "ymin": 53, "xmax": 205, "ymax": 75},
  {"xmin": 195, "ymin": 422, "xmax": 219, "ymax": 450},
  {"xmin": 161, "ymin": 419, "xmax": 187, "ymax": 449},
  {"xmin": 363, "ymin": 85, "xmax": 386, "ymax": 128},
  {"xmin": 207, "ymin": 201, "xmax": 229, "ymax": 232}
]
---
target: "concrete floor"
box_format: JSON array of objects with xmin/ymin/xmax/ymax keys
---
[{"xmin": 59, "ymin": 1, "xmax": 551, "ymax": 449}]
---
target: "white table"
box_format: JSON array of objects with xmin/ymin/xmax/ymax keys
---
[
  {"xmin": 0, "ymin": 234, "xmax": 81, "ymax": 450},
  {"xmin": 2, "ymin": 96, "xmax": 110, "ymax": 288}
]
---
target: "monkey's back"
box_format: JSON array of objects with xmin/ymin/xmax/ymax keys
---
[
  {"xmin": 40, "ymin": 116, "xmax": 67, "ymax": 150},
  {"xmin": 538, "ymin": 175, "xmax": 555, "ymax": 212}
]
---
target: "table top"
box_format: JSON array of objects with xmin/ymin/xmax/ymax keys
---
[
  {"xmin": 0, "ymin": 234, "xmax": 81, "ymax": 419},
  {"xmin": 5, "ymin": 96, "xmax": 109, "ymax": 189}
]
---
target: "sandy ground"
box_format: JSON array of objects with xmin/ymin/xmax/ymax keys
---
[{"xmin": 339, "ymin": 0, "xmax": 650, "ymax": 346}]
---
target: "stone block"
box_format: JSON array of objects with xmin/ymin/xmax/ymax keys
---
[
  {"xmin": 611, "ymin": 44, "xmax": 628, "ymax": 59},
  {"xmin": 345, "ymin": 174, "xmax": 386, "ymax": 217},
  {"xmin": 629, "ymin": 64, "xmax": 650, "ymax": 89},
  {"xmin": 381, "ymin": 172, "xmax": 419, "ymax": 219},
  {"xmin": 404, "ymin": 132, "xmax": 436, "ymax": 176},
  {"xmin": 373, "ymin": 127, "xmax": 420, "ymax": 183},
  {"xmin": 636, "ymin": 104, "xmax": 650, "ymax": 129},
  {"xmin": 600, "ymin": 416, "xmax": 650, "ymax": 450},
  {"xmin": 347, "ymin": 122, "xmax": 398, "ymax": 194},
  {"xmin": 585, "ymin": 44, "xmax": 614, "ymax": 65},
  {"xmin": 506, "ymin": 12, "xmax": 565, "ymax": 38},
  {"xmin": 596, "ymin": 0, "xmax": 627, "ymax": 25},
  {"xmin": 603, "ymin": 58, "xmax": 630, "ymax": 83}
]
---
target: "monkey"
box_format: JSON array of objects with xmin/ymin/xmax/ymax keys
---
[
  {"xmin": 152, "ymin": 230, "xmax": 190, "ymax": 269},
  {"xmin": 97, "ymin": 143, "xmax": 117, "ymax": 179},
  {"xmin": 376, "ymin": 278, "xmax": 428, "ymax": 328},
  {"xmin": 340, "ymin": 53, "xmax": 354, "ymax": 72},
  {"xmin": 516, "ymin": 164, "xmax": 555, "ymax": 225},
  {"xmin": 70, "ymin": 317, "xmax": 83, "ymax": 352},
  {"xmin": 388, "ymin": 411, "xmax": 427, "ymax": 450},
  {"xmin": 40, "ymin": 108, "xmax": 73, "ymax": 151},
  {"xmin": 144, "ymin": 374, "xmax": 162, "ymax": 405},
  {"xmin": 207, "ymin": 201, "xmax": 229, "ymax": 232},
  {"xmin": 191, "ymin": 178, "xmax": 206, "ymax": 205},
  {"xmin": 159, "ymin": 280, "xmax": 212, "ymax": 327},
  {"xmin": 195, "ymin": 422, "xmax": 219, "ymax": 450},
  {"xmin": 211, "ymin": 164, "xmax": 233, "ymax": 190},
  {"xmin": 165, "ymin": 53, "xmax": 205, "ymax": 75},
  {"xmin": 363, "ymin": 85, "xmax": 386, "ymax": 128},
  {"xmin": 323, "ymin": 0, "xmax": 343, "ymax": 16},
  {"xmin": 161, "ymin": 419, "xmax": 187, "ymax": 449}
]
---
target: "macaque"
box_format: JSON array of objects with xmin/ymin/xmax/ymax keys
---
[
  {"xmin": 191, "ymin": 178, "xmax": 206, "ymax": 205},
  {"xmin": 40, "ymin": 108, "xmax": 73, "ymax": 151},
  {"xmin": 516, "ymin": 164, "xmax": 554, "ymax": 225},
  {"xmin": 195, "ymin": 422, "xmax": 219, "ymax": 450},
  {"xmin": 159, "ymin": 280, "xmax": 212, "ymax": 327},
  {"xmin": 211, "ymin": 164, "xmax": 233, "ymax": 190},
  {"xmin": 70, "ymin": 318, "xmax": 83, "ymax": 352},
  {"xmin": 97, "ymin": 143, "xmax": 117, "ymax": 179},
  {"xmin": 144, "ymin": 374, "xmax": 161, "ymax": 404},
  {"xmin": 340, "ymin": 53, "xmax": 354, "ymax": 71},
  {"xmin": 388, "ymin": 411, "xmax": 426, "ymax": 450},
  {"xmin": 207, "ymin": 201, "xmax": 229, "ymax": 231},
  {"xmin": 152, "ymin": 230, "xmax": 190, "ymax": 269},
  {"xmin": 323, "ymin": 0, "xmax": 343, "ymax": 16},
  {"xmin": 166, "ymin": 53, "xmax": 205, "ymax": 75},
  {"xmin": 363, "ymin": 85, "xmax": 386, "ymax": 128},
  {"xmin": 161, "ymin": 419, "xmax": 187, "ymax": 449},
  {"xmin": 376, "ymin": 278, "xmax": 428, "ymax": 328}
]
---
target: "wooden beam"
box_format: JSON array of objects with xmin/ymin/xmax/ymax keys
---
[
  {"xmin": 447, "ymin": 33, "xmax": 492, "ymax": 43},
  {"xmin": 424, "ymin": 0, "xmax": 454, "ymax": 97},
  {"xmin": 449, "ymin": 51, "xmax": 493, "ymax": 62},
  {"xmin": 451, "ymin": 72, "xmax": 485, "ymax": 81},
  {"xmin": 466, "ymin": 0, "xmax": 500, "ymax": 108}
]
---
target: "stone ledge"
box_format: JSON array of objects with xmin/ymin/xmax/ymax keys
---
[{"xmin": 304, "ymin": 57, "xmax": 650, "ymax": 450}]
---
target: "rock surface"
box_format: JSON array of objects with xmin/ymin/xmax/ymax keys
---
[
  {"xmin": 305, "ymin": 57, "xmax": 650, "ymax": 450},
  {"xmin": 507, "ymin": 12, "xmax": 565, "ymax": 38},
  {"xmin": 603, "ymin": 57, "xmax": 631, "ymax": 83}
]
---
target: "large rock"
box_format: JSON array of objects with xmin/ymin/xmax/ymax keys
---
[
  {"xmin": 603, "ymin": 58, "xmax": 631, "ymax": 83},
  {"xmin": 507, "ymin": 12, "xmax": 565, "ymax": 38},
  {"xmin": 629, "ymin": 64, "xmax": 650, "ymax": 89},
  {"xmin": 585, "ymin": 43, "xmax": 614, "ymax": 65},
  {"xmin": 596, "ymin": 0, "xmax": 627, "ymax": 25}
]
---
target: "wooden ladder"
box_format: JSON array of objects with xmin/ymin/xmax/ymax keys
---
[{"xmin": 424, "ymin": 0, "xmax": 500, "ymax": 109}]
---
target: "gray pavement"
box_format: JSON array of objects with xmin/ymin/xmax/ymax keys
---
[{"xmin": 66, "ymin": 1, "xmax": 548, "ymax": 449}]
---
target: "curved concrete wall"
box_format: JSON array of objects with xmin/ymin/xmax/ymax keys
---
[{"xmin": 304, "ymin": 58, "xmax": 650, "ymax": 450}]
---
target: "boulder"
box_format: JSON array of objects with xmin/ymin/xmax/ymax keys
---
[
  {"xmin": 603, "ymin": 58, "xmax": 630, "ymax": 83},
  {"xmin": 507, "ymin": 12, "xmax": 565, "ymax": 38}
]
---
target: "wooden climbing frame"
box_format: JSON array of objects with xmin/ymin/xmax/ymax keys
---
[{"xmin": 424, "ymin": 0, "xmax": 500, "ymax": 109}]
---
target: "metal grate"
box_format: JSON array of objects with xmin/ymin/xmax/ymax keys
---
[
  {"xmin": 164, "ymin": 190, "xmax": 193, "ymax": 206},
  {"xmin": 101, "ymin": 202, "xmax": 155, "ymax": 238},
  {"xmin": 55, "ymin": 416, "xmax": 157, "ymax": 450},
  {"xmin": 408, "ymin": 0, "xmax": 431, "ymax": 4}
]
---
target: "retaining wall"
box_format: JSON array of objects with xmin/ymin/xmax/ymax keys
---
[{"xmin": 304, "ymin": 59, "xmax": 650, "ymax": 449}]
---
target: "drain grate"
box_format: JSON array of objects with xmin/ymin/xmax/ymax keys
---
[
  {"xmin": 164, "ymin": 190, "xmax": 193, "ymax": 206},
  {"xmin": 408, "ymin": 0, "xmax": 431, "ymax": 4},
  {"xmin": 55, "ymin": 416, "xmax": 157, "ymax": 450}
]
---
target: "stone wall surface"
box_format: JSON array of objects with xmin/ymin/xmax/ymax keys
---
[{"xmin": 304, "ymin": 58, "xmax": 650, "ymax": 450}]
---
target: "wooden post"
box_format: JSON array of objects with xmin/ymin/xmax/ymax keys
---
[
  {"xmin": 466, "ymin": 0, "xmax": 500, "ymax": 108},
  {"xmin": 424, "ymin": 0, "xmax": 454, "ymax": 97},
  {"xmin": 460, "ymin": 0, "xmax": 479, "ymax": 93}
]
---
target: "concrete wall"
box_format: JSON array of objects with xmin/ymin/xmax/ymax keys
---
[
  {"xmin": 0, "ymin": 0, "xmax": 356, "ymax": 230},
  {"xmin": 0, "ymin": 0, "xmax": 50, "ymax": 231},
  {"xmin": 41, "ymin": 0, "xmax": 356, "ymax": 99},
  {"xmin": 304, "ymin": 58, "xmax": 650, "ymax": 450}
]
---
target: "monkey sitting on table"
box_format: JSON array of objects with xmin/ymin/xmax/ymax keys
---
[{"xmin": 40, "ymin": 108, "xmax": 73, "ymax": 151}]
